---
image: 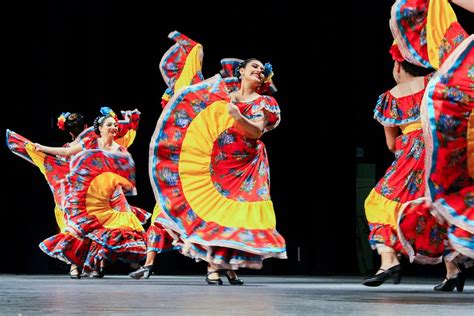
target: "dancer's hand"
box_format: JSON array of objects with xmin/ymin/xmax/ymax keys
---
[
  {"xmin": 34, "ymin": 143, "xmax": 44, "ymax": 152},
  {"xmin": 228, "ymin": 99, "xmax": 241, "ymax": 120}
]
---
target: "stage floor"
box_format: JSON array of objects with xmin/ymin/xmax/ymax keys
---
[{"xmin": 0, "ymin": 275, "xmax": 472, "ymax": 315}]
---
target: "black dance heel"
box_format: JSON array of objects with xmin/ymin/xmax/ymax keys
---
[
  {"xmin": 129, "ymin": 265, "xmax": 153, "ymax": 279},
  {"xmin": 206, "ymin": 271, "xmax": 223, "ymax": 285},
  {"xmin": 362, "ymin": 264, "xmax": 402, "ymax": 287},
  {"xmin": 223, "ymin": 270, "xmax": 244, "ymax": 285},
  {"xmin": 69, "ymin": 266, "xmax": 81, "ymax": 279},
  {"xmin": 98, "ymin": 266, "xmax": 105, "ymax": 278},
  {"xmin": 434, "ymin": 272, "xmax": 465, "ymax": 292},
  {"xmin": 91, "ymin": 267, "xmax": 105, "ymax": 278}
]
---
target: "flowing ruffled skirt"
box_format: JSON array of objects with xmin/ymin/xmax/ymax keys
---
[
  {"xmin": 6, "ymin": 130, "xmax": 70, "ymax": 232},
  {"xmin": 40, "ymin": 149, "xmax": 147, "ymax": 271},
  {"xmin": 146, "ymin": 204, "xmax": 176, "ymax": 253},
  {"xmin": 365, "ymin": 129, "xmax": 425, "ymax": 253},
  {"xmin": 149, "ymin": 76, "xmax": 287, "ymax": 269},
  {"xmin": 398, "ymin": 36, "xmax": 474, "ymax": 263}
]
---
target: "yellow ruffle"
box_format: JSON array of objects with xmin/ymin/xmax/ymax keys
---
[
  {"xmin": 400, "ymin": 122, "xmax": 422, "ymax": 135},
  {"xmin": 179, "ymin": 100, "xmax": 276, "ymax": 229},
  {"xmin": 115, "ymin": 130, "xmax": 137, "ymax": 148},
  {"xmin": 25, "ymin": 143, "xmax": 46, "ymax": 174},
  {"xmin": 174, "ymin": 44, "xmax": 203, "ymax": 93},
  {"xmin": 54, "ymin": 205, "xmax": 66, "ymax": 233},
  {"xmin": 427, "ymin": 0, "xmax": 457, "ymax": 69},
  {"xmin": 86, "ymin": 172, "xmax": 144, "ymax": 232},
  {"xmin": 151, "ymin": 203, "xmax": 163, "ymax": 223},
  {"xmin": 26, "ymin": 143, "xmax": 68, "ymax": 231},
  {"xmin": 364, "ymin": 189, "xmax": 401, "ymax": 228}
]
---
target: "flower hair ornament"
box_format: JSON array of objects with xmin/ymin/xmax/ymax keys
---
[
  {"xmin": 258, "ymin": 62, "xmax": 276, "ymax": 95},
  {"xmin": 57, "ymin": 112, "xmax": 71, "ymax": 131},
  {"xmin": 263, "ymin": 62, "xmax": 273, "ymax": 83},
  {"xmin": 98, "ymin": 106, "xmax": 118, "ymax": 123},
  {"xmin": 389, "ymin": 41, "xmax": 405, "ymax": 62}
]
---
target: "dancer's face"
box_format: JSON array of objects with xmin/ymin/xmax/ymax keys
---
[
  {"xmin": 240, "ymin": 59, "xmax": 265, "ymax": 84},
  {"xmin": 99, "ymin": 117, "xmax": 118, "ymax": 138}
]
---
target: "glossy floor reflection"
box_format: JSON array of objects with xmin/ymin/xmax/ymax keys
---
[{"xmin": 0, "ymin": 275, "xmax": 473, "ymax": 315}]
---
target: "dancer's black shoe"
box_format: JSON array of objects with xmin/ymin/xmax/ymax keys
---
[
  {"xmin": 129, "ymin": 265, "xmax": 153, "ymax": 279},
  {"xmin": 69, "ymin": 266, "xmax": 81, "ymax": 279},
  {"xmin": 206, "ymin": 271, "xmax": 223, "ymax": 285},
  {"xmin": 223, "ymin": 270, "xmax": 244, "ymax": 285},
  {"xmin": 434, "ymin": 272, "xmax": 465, "ymax": 292},
  {"xmin": 362, "ymin": 264, "xmax": 402, "ymax": 287}
]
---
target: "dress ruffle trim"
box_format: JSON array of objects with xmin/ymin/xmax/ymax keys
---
[
  {"xmin": 163, "ymin": 226, "xmax": 287, "ymax": 270},
  {"xmin": 397, "ymin": 198, "xmax": 445, "ymax": 264},
  {"xmin": 373, "ymin": 91, "xmax": 422, "ymax": 126},
  {"xmin": 39, "ymin": 233, "xmax": 91, "ymax": 266}
]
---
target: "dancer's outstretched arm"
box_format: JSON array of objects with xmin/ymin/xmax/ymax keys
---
[{"xmin": 34, "ymin": 142, "xmax": 83, "ymax": 157}]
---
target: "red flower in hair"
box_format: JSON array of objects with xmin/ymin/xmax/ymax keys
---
[{"xmin": 389, "ymin": 44, "xmax": 405, "ymax": 62}]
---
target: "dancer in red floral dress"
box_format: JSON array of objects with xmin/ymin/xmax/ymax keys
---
[
  {"xmin": 363, "ymin": 42, "xmax": 434, "ymax": 287},
  {"xmin": 136, "ymin": 31, "xmax": 287, "ymax": 284},
  {"xmin": 390, "ymin": 0, "xmax": 474, "ymax": 291}
]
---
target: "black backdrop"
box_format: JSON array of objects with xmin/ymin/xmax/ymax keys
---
[{"xmin": 0, "ymin": 1, "xmax": 471, "ymax": 276}]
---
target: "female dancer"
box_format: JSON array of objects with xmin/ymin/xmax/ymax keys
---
[
  {"xmin": 390, "ymin": 0, "xmax": 473, "ymax": 291},
  {"xmin": 144, "ymin": 31, "xmax": 287, "ymax": 284},
  {"xmin": 362, "ymin": 43, "xmax": 434, "ymax": 287},
  {"xmin": 35, "ymin": 109, "xmax": 148, "ymax": 276},
  {"xmin": 7, "ymin": 107, "xmax": 148, "ymax": 278}
]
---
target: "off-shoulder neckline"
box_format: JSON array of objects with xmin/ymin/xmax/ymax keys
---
[{"xmin": 231, "ymin": 93, "xmax": 265, "ymax": 104}]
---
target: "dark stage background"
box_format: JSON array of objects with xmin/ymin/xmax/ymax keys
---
[{"xmin": 0, "ymin": 1, "xmax": 472, "ymax": 278}]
